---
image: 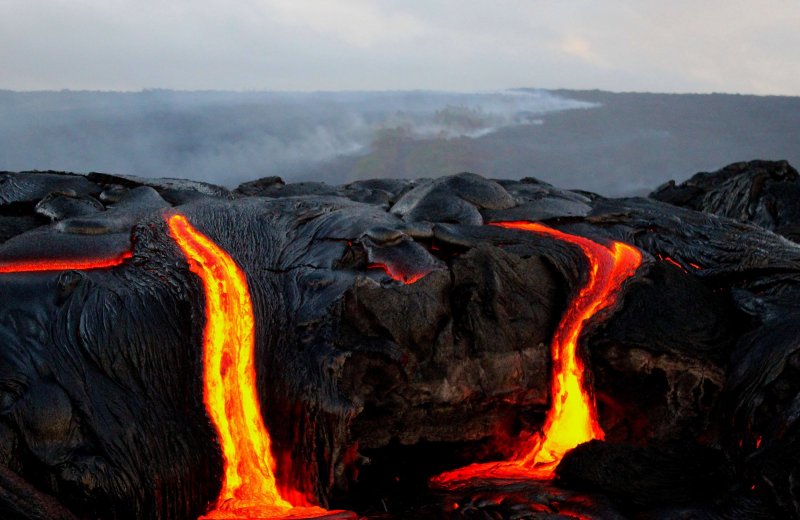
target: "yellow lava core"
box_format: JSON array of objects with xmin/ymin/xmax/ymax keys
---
[
  {"xmin": 432, "ymin": 220, "xmax": 642, "ymax": 485},
  {"xmin": 166, "ymin": 214, "xmax": 340, "ymax": 520}
]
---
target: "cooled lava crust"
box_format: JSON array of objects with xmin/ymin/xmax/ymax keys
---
[{"xmin": 0, "ymin": 161, "xmax": 799, "ymax": 519}]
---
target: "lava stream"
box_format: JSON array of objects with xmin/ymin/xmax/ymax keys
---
[
  {"xmin": 0, "ymin": 251, "xmax": 132, "ymax": 273},
  {"xmin": 432, "ymin": 221, "xmax": 642, "ymax": 486},
  {"xmin": 167, "ymin": 214, "xmax": 349, "ymax": 520}
]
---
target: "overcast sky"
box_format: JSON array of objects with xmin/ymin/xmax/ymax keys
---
[{"xmin": 2, "ymin": 0, "xmax": 799, "ymax": 94}]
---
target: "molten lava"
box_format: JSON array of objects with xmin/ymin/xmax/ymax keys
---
[
  {"xmin": 367, "ymin": 262, "xmax": 426, "ymax": 284},
  {"xmin": 432, "ymin": 221, "xmax": 642, "ymax": 485},
  {"xmin": 0, "ymin": 251, "xmax": 132, "ymax": 273},
  {"xmin": 166, "ymin": 214, "xmax": 348, "ymax": 520}
]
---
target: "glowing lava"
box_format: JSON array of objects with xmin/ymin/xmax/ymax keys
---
[
  {"xmin": 367, "ymin": 262, "xmax": 426, "ymax": 284},
  {"xmin": 0, "ymin": 251, "xmax": 132, "ymax": 273},
  {"xmin": 166, "ymin": 214, "xmax": 349, "ymax": 520},
  {"xmin": 432, "ymin": 221, "xmax": 642, "ymax": 485}
]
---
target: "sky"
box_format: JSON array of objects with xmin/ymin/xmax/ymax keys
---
[{"xmin": 2, "ymin": 0, "xmax": 800, "ymax": 95}]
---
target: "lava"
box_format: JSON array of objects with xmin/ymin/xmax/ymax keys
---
[
  {"xmin": 367, "ymin": 262, "xmax": 426, "ymax": 284},
  {"xmin": 659, "ymin": 255, "xmax": 685, "ymax": 271},
  {"xmin": 432, "ymin": 221, "xmax": 642, "ymax": 485},
  {"xmin": 0, "ymin": 251, "xmax": 132, "ymax": 273},
  {"xmin": 166, "ymin": 214, "xmax": 350, "ymax": 520}
]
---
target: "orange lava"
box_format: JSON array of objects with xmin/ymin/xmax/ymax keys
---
[
  {"xmin": 660, "ymin": 256, "xmax": 685, "ymax": 270},
  {"xmin": 167, "ymin": 214, "xmax": 349, "ymax": 520},
  {"xmin": 432, "ymin": 221, "xmax": 642, "ymax": 486},
  {"xmin": 367, "ymin": 262, "xmax": 426, "ymax": 284},
  {"xmin": 0, "ymin": 251, "xmax": 132, "ymax": 273}
]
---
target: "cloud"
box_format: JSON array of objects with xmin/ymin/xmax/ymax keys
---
[
  {"xmin": 558, "ymin": 35, "xmax": 602, "ymax": 65},
  {"xmin": 262, "ymin": 0, "xmax": 428, "ymax": 47},
  {"xmin": 0, "ymin": 0, "xmax": 799, "ymax": 94}
]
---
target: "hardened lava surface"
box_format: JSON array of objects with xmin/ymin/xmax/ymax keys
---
[{"xmin": 0, "ymin": 162, "xmax": 798, "ymax": 518}]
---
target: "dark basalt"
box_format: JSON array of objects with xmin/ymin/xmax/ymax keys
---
[
  {"xmin": 556, "ymin": 440, "xmax": 734, "ymax": 508},
  {"xmin": 0, "ymin": 163, "xmax": 798, "ymax": 519},
  {"xmin": 651, "ymin": 159, "xmax": 800, "ymax": 241}
]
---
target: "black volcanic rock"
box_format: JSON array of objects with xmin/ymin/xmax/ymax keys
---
[
  {"xmin": 0, "ymin": 167, "xmax": 798, "ymax": 519},
  {"xmin": 0, "ymin": 171, "xmax": 101, "ymax": 205},
  {"xmin": 390, "ymin": 172, "xmax": 515, "ymax": 225},
  {"xmin": 556, "ymin": 440, "xmax": 734, "ymax": 508},
  {"xmin": 651, "ymin": 159, "xmax": 800, "ymax": 240},
  {"xmin": 34, "ymin": 192, "xmax": 104, "ymax": 221}
]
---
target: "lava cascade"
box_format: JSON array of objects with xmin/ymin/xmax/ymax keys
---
[
  {"xmin": 167, "ymin": 214, "xmax": 347, "ymax": 520},
  {"xmin": 432, "ymin": 221, "xmax": 642, "ymax": 485}
]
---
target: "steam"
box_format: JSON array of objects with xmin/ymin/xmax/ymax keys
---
[{"xmin": 0, "ymin": 89, "xmax": 594, "ymax": 186}]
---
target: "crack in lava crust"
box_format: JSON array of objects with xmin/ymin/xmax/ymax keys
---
[
  {"xmin": 431, "ymin": 221, "xmax": 642, "ymax": 487},
  {"xmin": 167, "ymin": 214, "xmax": 353, "ymax": 520}
]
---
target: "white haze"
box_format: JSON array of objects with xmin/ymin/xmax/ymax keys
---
[{"xmin": 0, "ymin": 89, "xmax": 595, "ymax": 186}]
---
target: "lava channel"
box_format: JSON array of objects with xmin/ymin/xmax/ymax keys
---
[
  {"xmin": 167, "ymin": 214, "xmax": 353, "ymax": 520},
  {"xmin": 431, "ymin": 220, "xmax": 642, "ymax": 487},
  {"xmin": 0, "ymin": 251, "xmax": 132, "ymax": 273}
]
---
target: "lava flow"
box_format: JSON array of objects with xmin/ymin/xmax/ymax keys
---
[
  {"xmin": 432, "ymin": 221, "xmax": 642, "ymax": 486},
  {"xmin": 0, "ymin": 251, "xmax": 132, "ymax": 273},
  {"xmin": 167, "ymin": 214, "xmax": 350, "ymax": 520}
]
